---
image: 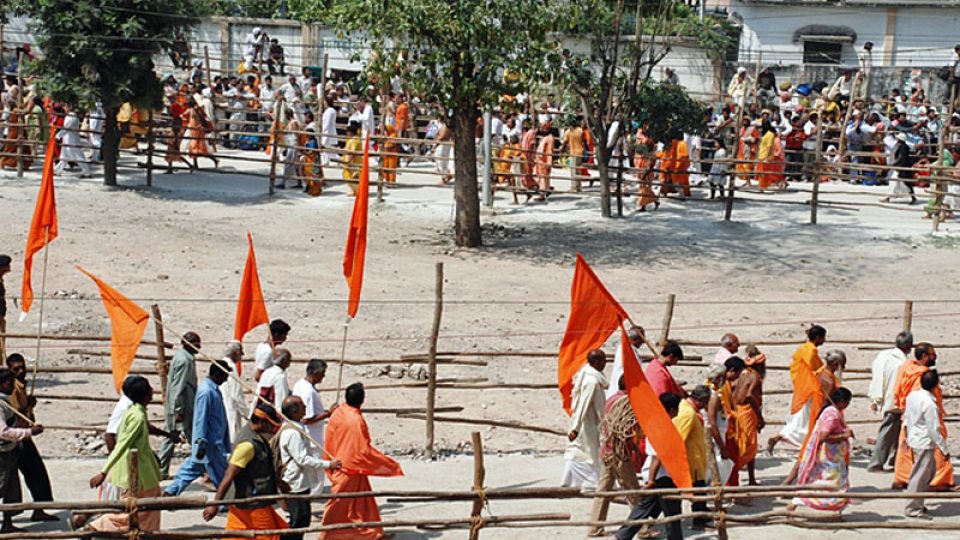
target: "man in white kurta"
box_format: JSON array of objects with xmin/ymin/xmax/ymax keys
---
[
  {"xmin": 867, "ymin": 331, "xmax": 912, "ymax": 471},
  {"xmin": 563, "ymin": 350, "xmax": 609, "ymax": 491},
  {"xmin": 55, "ymin": 106, "xmax": 90, "ymax": 176},
  {"xmin": 256, "ymin": 348, "xmax": 291, "ymax": 411},
  {"xmin": 607, "ymin": 327, "xmax": 644, "ymax": 400},
  {"xmin": 221, "ymin": 341, "xmax": 248, "ymax": 442}
]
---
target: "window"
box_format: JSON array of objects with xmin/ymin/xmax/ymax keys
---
[{"xmin": 803, "ymin": 41, "xmax": 843, "ymax": 65}]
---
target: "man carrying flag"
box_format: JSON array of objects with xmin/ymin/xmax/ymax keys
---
[{"xmin": 562, "ymin": 349, "xmax": 608, "ymax": 490}]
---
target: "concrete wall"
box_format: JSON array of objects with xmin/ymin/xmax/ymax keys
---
[{"xmin": 733, "ymin": 1, "xmax": 960, "ymax": 68}]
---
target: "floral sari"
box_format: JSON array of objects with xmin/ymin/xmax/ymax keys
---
[{"xmin": 792, "ymin": 405, "xmax": 850, "ymax": 512}]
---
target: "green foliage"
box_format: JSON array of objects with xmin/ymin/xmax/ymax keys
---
[
  {"xmin": 286, "ymin": 0, "xmax": 330, "ymax": 22},
  {"xmin": 207, "ymin": 0, "xmax": 281, "ymax": 18},
  {"xmin": 330, "ymin": 0, "xmax": 556, "ymax": 111},
  {"xmin": 14, "ymin": 0, "xmax": 203, "ymax": 111},
  {"xmin": 627, "ymin": 82, "xmax": 706, "ymax": 142}
]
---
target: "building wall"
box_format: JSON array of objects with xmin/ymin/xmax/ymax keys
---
[{"xmin": 733, "ymin": 2, "xmax": 959, "ymax": 68}]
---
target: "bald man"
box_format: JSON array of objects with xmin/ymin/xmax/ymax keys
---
[{"xmin": 714, "ymin": 334, "xmax": 739, "ymax": 365}]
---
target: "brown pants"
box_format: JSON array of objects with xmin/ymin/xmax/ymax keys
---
[{"xmin": 589, "ymin": 459, "xmax": 641, "ymax": 535}]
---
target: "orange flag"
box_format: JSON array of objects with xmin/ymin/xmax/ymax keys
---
[
  {"xmin": 620, "ymin": 326, "xmax": 692, "ymax": 488},
  {"xmin": 20, "ymin": 128, "xmax": 59, "ymax": 317},
  {"xmin": 233, "ymin": 232, "xmax": 270, "ymax": 375},
  {"xmin": 557, "ymin": 254, "xmax": 627, "ymax": 414},
  {"xmin": 343, "ymin": 136, "xmax": 370, "ymax": 319},
  {"xmin": 76, "ymin": 266, "xmax": 149, "ymax": 393}
]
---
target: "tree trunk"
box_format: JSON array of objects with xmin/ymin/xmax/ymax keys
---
[
  {"xmin": 597, "ymin": 144, "xmax": 611, "ymax": 218},
  {"xmin": 102, "ymin": 107, "xmax": 120, "ymax": 187},
  {"xmin": 452, "ymin": 104, "xmax": 482, "ymax": 248}
]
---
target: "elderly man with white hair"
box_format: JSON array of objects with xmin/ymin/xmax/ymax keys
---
[
  {"xmin": 221, "ymin": 341, "xmax": 248, "ymax": 442},
  {"xmin": 714, "ymin": 333, "xmax": 739, "ymax": 365},
  {"xmin": 867, "ymin": 331, "xmax": 913, "ymax": 472}
]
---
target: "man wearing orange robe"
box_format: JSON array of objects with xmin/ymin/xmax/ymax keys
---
[
  {"xmin": 727, "ymin": 353, "xmax": 764, "ymax": 486},
  {"xmin": 892, "ymin": 343, "xmax": 953, "ymax": 490},
  {"xmin": 736, "ymin": 118, "xmax": 759, "ymax": 186},
  {"xmin": 767, "ymin": 325, "xmax": 826, "ymax": 454},
  {"xmin": 321, "ymin": 383, "xmax": 403, "ymax": 539}
]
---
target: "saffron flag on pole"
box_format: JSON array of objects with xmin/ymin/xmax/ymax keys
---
[
  {"xmin": 620, "ymin": 325, "xmax": 693, "ymax": 488},
  {"xmin": 76, "ymin": 266, "xmax": 149, "ymax": 393},
  {"xmin": 234, "ymin": 232, "xmax": 269, "ymax": 341},
  {"xmin": 557, "ymin": 254, "xmax": 627, "ymax": 414},
  {"xmin": 343, "ymin": 136, "xmax": 370, "ymax": 319},
  {"xmin": 20, "ymin": 128, "xmax": 59, "ymax": 317}
]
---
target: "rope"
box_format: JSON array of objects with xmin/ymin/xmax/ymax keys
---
[{"xmin": 601, "ymin": 395, "xmax": 641, "ymax": 471}]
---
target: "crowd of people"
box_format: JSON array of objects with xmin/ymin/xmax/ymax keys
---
[
  {"xmin": 0, "ymin": 256, "xmax": 404, "ymax": 540},
  {"xmin": 563, "ymin": 325, "xmax": 953, "ymax": 538}
]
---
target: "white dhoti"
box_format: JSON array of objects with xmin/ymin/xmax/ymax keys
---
[
  {"xmin": 561, "ymin": 459, "xmax": 600, "ymax": 490},
  {"xmin": 434, "ymin": 143, "xmax": 454, "ymax": 176},
  {"xmin": 946, "ymin": 183, "xmax": 960, "ymax": 210},
  {"xmin": 886, "ymin": 170, "xmax": 911, "ymax": 200},
  {"xmin": 778, "ymin": 401, "xmax": 811, "ymax": 447}
]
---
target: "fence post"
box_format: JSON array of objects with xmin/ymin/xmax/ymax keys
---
[
  {"xmin": 128, "ymin": 448, "xmax": 140, "ymax": 532},
  {"xmin": 376, "ymin": 136, "xmax": 385, "ymax": 204},
  {"xmin": 268, "ymin": 98, "xmax": 283, "ymax": 195},
  {"xmin": 616, "ymin": 139, "xmax": 624, "ymax": 217},
  {"xmin": 151, "ymin": 305, "xmax": 168, "ymax": 400},
  {"xmin": 204, "ymin": 46, "xmax": 213, "ymax": 90},
  {"xmin": 704, "ymin": 428, "xmax": 728, "ymax": 540},
  {"xmin": 810, "ymin": 114, "xmax": 825, "ymax": 224},
  {"xmin": 658, "ymin": 293, "xmax": 676, "ymax": 350},
  {"xmin": 468, "ymin": 431, "xmax": 486, "ymax": 540},
  {"xmin": 903, "ymin": 300, "xmax": 914, "ymax": 333},
  {"xmin": 320, "ymin": 53, "xmax": 329, "ymax": 97},
  {"xmin": 933, "ymin": 86, "xmax": 954, "ymax": 231},
  {"xmin": 146, "ymin": 110, "xmax": 155, "ymax": 187},
  {"xmin": 425, "ymin": 262, "xmax": 444, "ymax": 460},
  {"xmin": 16, "ymin": 52, "xmax": 24, "ymax": 178},
  {"xmin": 726, "ymin": 55, "xmax": 760, "ymax": 222}
]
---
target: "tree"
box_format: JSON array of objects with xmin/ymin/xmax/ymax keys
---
[
  {"xmin": 330, "ymin": 0, "xmax": 555, "ymax": 248},
  {"xmin": 558, "ymin": 0, "xmax": 730, "ymax": 216},
  {"xmin": 14, "ymin": 0, "xmax": 203, "ymax": 186}
]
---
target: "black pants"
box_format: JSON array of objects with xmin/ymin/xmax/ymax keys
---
[
  {"xmin": 17, "ymin": 438, "xmax": 52, "ymax": 503},
  {"xmin": 0, "ymin": 448, "xmax": 22, "ymax": 522},
  {"xmin": 284, "ymin": 490, "xmax": 311, "ymax": 540},
  {"xmin": 692, "ymin": 479, "xmax": 708, "ymax": 524},
  {"xmin": 615, "ymin": 477, "xmax": 682, "ymax": 540}
]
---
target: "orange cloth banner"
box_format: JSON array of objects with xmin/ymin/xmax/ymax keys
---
[
  {"xmin": 234, "ymin": 232, "xmax": 269, "ymax": 342},
  {"xmin": 77, "ymin": 266, "xmax": 149, "ymax": 393},
  {"xmin": 343, "ymin": 137, "xmax": 370, "ymax": 319},
  {"xmin": 21, "ymin": 128, "xmax": 59, "ymax": 316},
  {"xmin": 557, "ymin": 254, "xmax": 627, "ymax": 414},
  {"xmin": 620, "ymin": 327, "xmax": 693, "ymax": 488}
]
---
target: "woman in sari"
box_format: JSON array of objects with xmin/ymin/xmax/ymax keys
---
[
  {"xmin": 382, "ymin": 106, "xmax": 400, "ymax": 185},
  {"xmin": 757, "ymin": 121, "xmax": 786, "ymax": 191},
  {"xmin": 181, "ymin": 99, "xmax": 219, "ymax": 169},
  {"xmin": 789, "ymin": 387, "xmax": 854, "ymax": 514},
  {"xmin": 736, "ymin": 117, "xmax": 760, "ymax": 187},
  {"xmin": 633, "ymin": 125, "xmax": 658, "ymax": 211},
  {"xmin": 0, "ymin": 99, "xmax": 34, "ymax": 171}
]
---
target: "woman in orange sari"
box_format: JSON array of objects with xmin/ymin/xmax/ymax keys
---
[
  {"xmin": 381, "ymin": 102, "xmax": 399, "ymax": 184},
  {"xmin": 736, "ymin": 117, "xmax": 760, "ymax": 187},
  {"xmin": 757, "ymin": 122, "xmax": 786, "ymax": 191},
  {"xmin": 633, "ymin": 126, "xmax": 658, "ymax": 211},
  {"xmin": 181, "ymin": 100, "xmax": 219, "ymax": 169},
  {"xmin": 0, "ymin": 106, "xmax": 34, "ymax": 170}
]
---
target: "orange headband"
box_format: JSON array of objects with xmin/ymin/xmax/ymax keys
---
[{"xmin": 253, "ymin": 408, "xmax": 281, "ymax": 427}]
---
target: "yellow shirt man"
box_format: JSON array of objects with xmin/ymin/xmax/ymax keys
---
[{"xmin": 675, "ymin": 397, "xmax": 707, "ymax": 482}]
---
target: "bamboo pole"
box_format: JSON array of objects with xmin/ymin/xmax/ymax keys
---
[
  {"xmin": 320, "ymin": 54, "xmax": 329, "ymax": 97},
  {"xmin": 657, "ymin": 293, "xmax": 676, "ymax": 349},
  {"xmin": 151, "ymin": 305, "xmax": 169, "ymax": 399},
  {"xmin": 468, "ymin": 431, "xmax": 486, "ymax": 540},
  {"xmin": 425, "ymin": 262, "xmax": 444, "ymax": 459},
  {"xmin": 146, "ymin": 110, "xmax": 155, "ymax": 187},
  {"xmin": 398, "ymin": 413, "xmax": 565, "ymax": 436},
  {"xmin": 15, "ymin": 52, "xmax": 24, "ymax": 178},
  {"xmin": 934, "ymin": 86, "xmax": 956, "ymax": 231},
  {"xmin": 30, "ymin": 228, "xmax": 51, "ymax": 396},
  {"xmin": 810, "ymin": 113, "xmax": 824, "ymax": 224},
  {"xmin": 335, "ymin": 321, "xmax": 350, "ymax": 404},
  {"xmin": 0, "ymin": 332, "xmax": 171, "ymax": 347},
  {"xmin": 704, "ymin": 425, "xmax": 727, "ymax": 540},
  {"xmin": 128, "ymin": 448, "xmax": 140, "ymax": 532},
  {"xmin": 903, "ymin": 300, "xmax": 913, "ymax": 332},
  {"xmin": 204, "ymin": 46, "xmax": 213, "ymax": 90}
]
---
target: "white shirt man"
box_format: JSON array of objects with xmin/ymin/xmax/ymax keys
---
[
  {"xmin": 607, "ymin": 342, "xmax": 641, "ymax": 400},
  {"xmin": 279, "ymin": 420, "xmax": 333, "ymax": 493},
  {"xmin": 903, "ymin": 378, "xmax": 949, "ymax": 518},
  {"xmin": 222, "ymin": 358, "xmax": 248, "ymax": 442},
  {"xmin": 867, "ymin": 337, "xmax": 910, "ymax": 471},
  {"xmin": 255, "ymin": 342, "xmax": 276, "ymax": 374},
  {"xmin": 803, "ymin": 118, "xmax": 819, "ymax": 152},
  {"xmin": 562, "ymin": 359, "xmax": 608, "ymax": 490},
  {"xmin": 321, "ymin": 104, "xmax": 338, "ymax": 165},
  {"xmin": 256, "ymin": 362, "xmax": 290, "ymax": 411},
  {"xmin": 259, "ymin": 83, "xmax": 277, "ymax": 116}
]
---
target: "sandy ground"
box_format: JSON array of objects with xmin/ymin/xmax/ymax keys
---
[{"xmin": 2, "ymin": 150, "xmax": 960, "ymax": 537}]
